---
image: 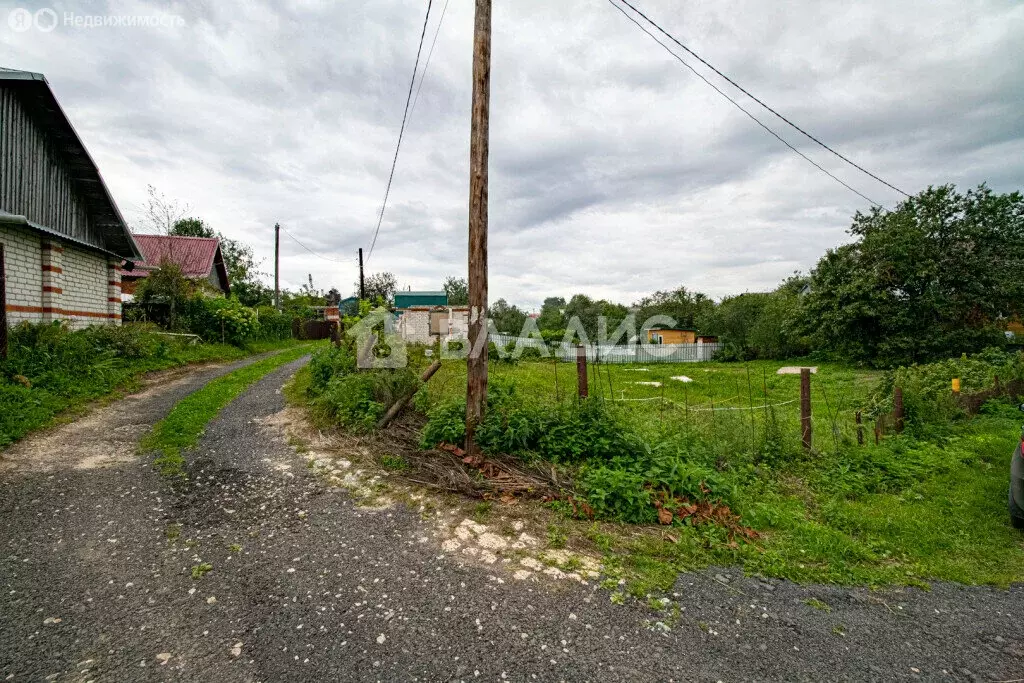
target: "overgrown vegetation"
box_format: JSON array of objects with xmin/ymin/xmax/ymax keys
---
[
  {"xmin": 0, "ymin": 322, "xmax": 300, "ymax": 449},
  {"xmin": 303, "ymin": 332, "xmax": 420, "ymax": 432},
  {"xmin": 407, "ymin": 355, "xmax": 1024, "ymax": 586},
  {"xmin": 142, "ymin": 344, "xmax": 314, "ymax": 476}
]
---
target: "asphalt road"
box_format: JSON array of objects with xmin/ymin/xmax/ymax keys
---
[{"xmin": 2, "ymin": 357, "xmax": 1022, "ymax": 682}]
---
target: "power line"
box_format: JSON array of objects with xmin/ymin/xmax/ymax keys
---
[
  {"xmin": 367, "ymin": 0, "xmax": 433, "ymax": 263},
  {"xmin": 613, "ymin": 0, "xmax": 910, "ymax": 198},
  {"xmin": 280, "ymin": 224, "xmax": 347, "ymax": 263},
  {"xmin": 606, "ymin": 0, "xmax": 885, "ymax": 208},
  {"xmin": 409, "ymin": 0, "xmax": 450, "ymax": 119}
]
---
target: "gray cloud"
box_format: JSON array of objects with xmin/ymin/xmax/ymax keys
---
[{"xmin": 1, "ymin": 0, "xmax": 1020, "ymax": 306}]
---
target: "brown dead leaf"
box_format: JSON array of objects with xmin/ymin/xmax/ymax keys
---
[{"xmin": 657, "ymin": 507, "xmax": 674, "ymax": 525}]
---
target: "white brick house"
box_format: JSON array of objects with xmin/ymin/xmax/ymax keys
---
[
  {"xmin": 396, "ymin": 306, "xmax": 470, "ymax": 344},
  {"xmin": 0, "ymin": 68, "xmax": 141, "ymax": 332}
]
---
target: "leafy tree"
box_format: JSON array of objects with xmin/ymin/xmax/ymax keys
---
[
  {"xmin": 134, "ymin": 262, "xmax": 194, "ymax": 330},
  {"xmin": 358, "ymin": 272, "xmax": 397, "ymax": 307},
  {"xmin": 443, "ymin": 276, "xmax": 469, "ymax": 306},
  {"xmin": 634, "ymin": 286, "xmax": 714, "ymax": 330},
  {"xmin": 170, "ymin": 217, "xmax": 214, "ymax": 238},
  {"xmin": 800, "ymin": 184, "xmax": 1024, "ymax": 366},
  {"xmin": 490, "ymin": 298, "xmax": 528, "ymax": 334},
  {"xmin": 537, "ymin": 297, "xmax": 566, "ymax": 332}
]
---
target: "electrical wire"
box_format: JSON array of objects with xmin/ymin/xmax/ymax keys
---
[
  {"xmin": 613, "ymin": 0, "xmax": 910, "ymax": 198},
  {"xmin": 367, "ymin": 0, "xmax": 433, "ymax": 263},
  {"xmin": 606, "ymin": 0, "xmax": 885, "ymax": 209},
  {"xmin": 409, "ymin": 0, "xmax": 450, "ymax": 119},
  {"xmin": 280, "ymin": 224, "xmax": 347, "ymax": 263}
]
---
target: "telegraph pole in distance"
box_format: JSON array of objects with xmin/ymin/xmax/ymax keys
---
[
  {"xmin": 358, "ymin": 247, "xmax": 365, "ymax": 300},
  {"xmin": 465, "ymin": 0, "xmax": 491, "ymax": 457},
  {"xmin": 274, "ymin": 222, "xmax": 281, "ymax": 311}
]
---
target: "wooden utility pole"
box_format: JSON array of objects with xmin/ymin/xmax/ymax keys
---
[
  {"xmin": 358, "ymin": 247, "xmax": 365, "ymax": 300},
  {"xmin": 464, "ymin": 0, "xmax": 492, "ymax": 457},
  {"xmin": 800, "ymin": 367, "xmax": 812, "ymax": 451},
  {"xmin": 273, "ymin": 222, "xmax": 281, "ymax": 311}
]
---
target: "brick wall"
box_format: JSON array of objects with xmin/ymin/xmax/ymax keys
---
[
  {"xmin": 1, "ymin": 222, "xmax": 121, "ymax": 329},
  {"xmin": 61, "ymin": 245, "xmax": 114, "ymax": 328},
  {"xmin": 0, "ymin": 223, "xmax": 43, "ymax": 325},
  {"xmin": 398, "ymin": 309, "xmax": 432, "ymax": 344}
]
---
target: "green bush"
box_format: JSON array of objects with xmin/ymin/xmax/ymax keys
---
[
  {"xmin": 420, "ymin": 399, "xmax": 467, "ymax": 448},
  {"xmin": 314, "ymin": 373, "xmax": 384, "ymax": 431},
  {"xmin": 0, "ymin": 321, "xmax": 268, "ymax": 448},
  {"xmin": 308, "ymin": 343, "xmax": 357, "ymax": 393},
  {"xmin": 314, "ymin": 367, "xmax": 420, "ymax": 432},
  {"xmin": 254, "ymin": 306, "xmax": 293, "ymax": 341},
  {"xmin": 865, "ymin": 349, "xmax": 1024, "ymax": 426}
]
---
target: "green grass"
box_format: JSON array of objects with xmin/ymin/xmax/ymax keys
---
[
  {"xmin": 142, "ymin": 344, "xmax": 315, "ymax": 476},
  {"xmin": 415, "ymin": 358, "xmax": 1024, "ymax": 588},
  {"xmin": 0, "ymin": 329, "xmax": 304, "ymax": 450}
]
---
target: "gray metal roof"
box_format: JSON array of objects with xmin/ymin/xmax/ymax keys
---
[{"xmin": 0, "ymin": 67, "xmax": 141, "ymax": 259}]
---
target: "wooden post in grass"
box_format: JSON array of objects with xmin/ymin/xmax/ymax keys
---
[
  {"xmin": 800, "ymin": 368, "xmax": 812, "ymax": 451},
  {"xmin": 377, "ymin": 360, "xmax": 443, "ymax": 429},
  {"xmin": 893, "ymin": 386, "xmax": 905, "ymax": 434},
  {"xmin": 576, "ymin": 344, "xmax": 588, "ymax": 398},
  {"xmin": 856, "ymin": 410, "xmax": 864, "ymax": 445},
  {"xmin": 553, "ymin": 356, "xmax": 560, "ymax": 402}
]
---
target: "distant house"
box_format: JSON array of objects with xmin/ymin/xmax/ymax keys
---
[
  {"xmin": 0, "ymin": 67, "xmax": 142, "ymax": 330},
  {"xmin": 120, "ymin": 234, "xmax": 230, "ymax": 300},
  {"xmin": 394, "ymin": 290, "xmax": 469, "ymax": 343},
  {"xmin": 647, "ymin": 328, "xmax": 697, "ymax": 344}
]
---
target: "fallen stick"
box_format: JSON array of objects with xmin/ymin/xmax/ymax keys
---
[{"xmin": 376, "ymin": 360, "xmax": 443, "ymax": 429}]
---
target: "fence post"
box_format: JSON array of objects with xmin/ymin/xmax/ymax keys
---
[
  {"xmin": 855, "ymin": 410, "xmax": 864, "ymax": 446},
  {"xmin": 893, "ymin": 386, "xmax": 904, "ymax": 434},
  {"xmin": 576, "ymin": 344, "xmax": 588, "ymax": 398},
  {"xmin": 800, "ymin": 368, "xmax": 812, "ymax": 451}
]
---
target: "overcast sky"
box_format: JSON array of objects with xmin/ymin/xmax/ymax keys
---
[{"xmin": 2, "ymin": 0, "xmax": 1022, "ymax": 309}]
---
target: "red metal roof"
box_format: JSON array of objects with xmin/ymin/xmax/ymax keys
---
[{"xmin": 123, "ymin": 234, "xmax": 221, "ymax": 278}]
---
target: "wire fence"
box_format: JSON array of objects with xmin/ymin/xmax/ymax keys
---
[{"xmin": 489, "ymin": 333, "xmax": 722, "ymax": 364}]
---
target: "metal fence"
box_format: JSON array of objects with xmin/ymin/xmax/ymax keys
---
[{"xmin": 489, "ymin": 333, "xmax": 721, "ymax": 364}]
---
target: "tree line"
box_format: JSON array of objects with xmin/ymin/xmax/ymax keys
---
[{"xmin": 488, "ymin": 184, "xmax": 1024, "ymax": 367}]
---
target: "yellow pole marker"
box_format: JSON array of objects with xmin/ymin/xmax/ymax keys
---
[{"xmin": 952, "ymin": 378, "xmax": 961, "ymax": 394}]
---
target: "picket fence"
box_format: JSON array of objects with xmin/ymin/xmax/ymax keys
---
[{"xmin": 488, "ymin": 333, "xmax": 721, "ymax": 364}]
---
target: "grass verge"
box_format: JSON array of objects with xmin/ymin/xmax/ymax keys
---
[
  {"xmin": 143, "ymin": 344, "xmax": 314, "ymax": 476},
  {"xmin": 1, "ymin": 323, "xmax": 305, "ymax": 450}
]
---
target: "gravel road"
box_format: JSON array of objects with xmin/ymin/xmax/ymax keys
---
[{"xmin": 1, "ymin": 358, "xmax": 1022, "ymax": 682}]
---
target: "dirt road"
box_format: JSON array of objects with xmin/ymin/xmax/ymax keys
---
[{"xmin": 1, "ymin": 358, "xmax": 1021, "ymax": 681}]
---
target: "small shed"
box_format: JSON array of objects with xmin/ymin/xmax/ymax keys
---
[{"xmin": 647, "ymin": 328, "xmax": 696, "ymax": 344}]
